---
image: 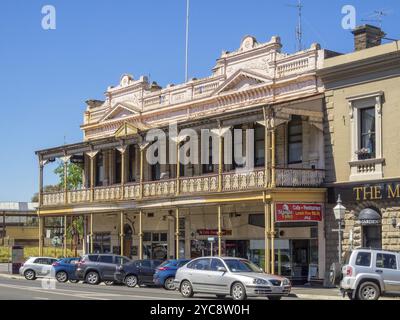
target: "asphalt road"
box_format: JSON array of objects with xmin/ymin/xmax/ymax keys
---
[{"xmin": 0, "ymin": 276, "xmax": 301, "ymax": 300}]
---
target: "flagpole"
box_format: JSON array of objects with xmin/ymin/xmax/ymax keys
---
[{"xmin": 185, "ymin": 0, "xmax": 190, "ymax": 82}]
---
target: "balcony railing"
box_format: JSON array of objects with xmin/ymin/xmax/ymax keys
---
[
  {"xmin": 275, "ymin": 168, "xmax": 325, "ymax": 187},
  {"xmin": 41, "ymin": 167, "xmax": 325, "ymax": 206}
]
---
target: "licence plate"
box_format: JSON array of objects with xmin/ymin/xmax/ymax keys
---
[{"xmin": 272, "ymin": 287, "xmax": 283, "ymax": 293}]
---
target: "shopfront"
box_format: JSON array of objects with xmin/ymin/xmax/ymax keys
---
[{"xmin": 328, "ymin": 179, "xmax": 400, "ymax": 255}]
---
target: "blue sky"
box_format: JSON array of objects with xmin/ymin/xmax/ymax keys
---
[{"xmin": 0, "ymin": 0, "xmax": 399, "ymax": 202}]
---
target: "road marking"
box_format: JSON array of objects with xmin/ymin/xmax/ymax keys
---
[{"xmin": 34, "ymin": 297, "xmax": 49, "ymax": 300}]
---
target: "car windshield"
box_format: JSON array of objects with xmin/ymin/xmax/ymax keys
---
[{"xmin": 224, "ymin": 259, "xmax": 263, "ymax": 273}]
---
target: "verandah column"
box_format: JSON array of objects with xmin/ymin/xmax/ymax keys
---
[
  {"xmin": 86, "ymin": 151, "xmax": 99, "ymax": 202},
  {"xmin": 270, "ymin": 201, "xmax": 276, "ymax": 275},
  {"xmin": 63, "ymin": 215, "xmax": 67, "ymax": 257},
  {"xmin": 139, "ymin": 210, "xmax": 143, "ymax": 260},
  {"xmin": 120, "ymin": 211, "xmax": 125, "ymax": 256},
  {"xmin": 218, "ymin": 205, "xmax": 222, "ymax": 257},
  {"xmin": 117, "ymin": 146, "xmax": 127, "ymax": 200},
  {"xmin": 263, "ymin": 192, "xmax": 271, "ymax": 274},
  {"xmin": 61, "ymin": 154, "xmax": 71, "ymax": 204},
  {"xmin": 271, "ymin": 127, "xmax": 276, "ymax": 188},
  {"xmin": 175, "ymin": 208, "xmax": 180, "ymax": 259},
  {"xmin": 38, "ymin": 216, "xmax": 44, "ymax": 256},
  {"xmin": 89, "ymin": 213, "xmax": 94, "ymax": 253}
]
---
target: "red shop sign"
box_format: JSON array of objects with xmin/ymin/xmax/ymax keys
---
[
  {"xmin": 197, "ymin": 229, "xmax": 233, "ymax": 236},
  {"xmin": 275, "ymin": 203, "xmax": 323, "ymax": 222}
]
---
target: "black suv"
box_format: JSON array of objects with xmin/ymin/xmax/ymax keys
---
[
  {"xmin": 76, "ymin": 254, "xmax": 131, "ymax": 285},
  {"xmin": 114, "ymin": 259, "xmax": 163, "ymax": 288}
]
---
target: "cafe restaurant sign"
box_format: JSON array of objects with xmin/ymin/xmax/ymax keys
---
[{"xmin": 275, "ymin": 203, "xmax": 323, "ymax": 222}]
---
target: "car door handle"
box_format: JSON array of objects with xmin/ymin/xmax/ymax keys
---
[{"xmin": 375, "ymin": 270, "xmax": 383, "ymax": 274}]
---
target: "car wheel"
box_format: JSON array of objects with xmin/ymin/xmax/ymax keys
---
[
  {"xmin": 125, "ymin": 275, "xmax": 138, "ymax": 288},
  {"xmin": 216, "ymin": 295, "xmax": 226, "ymax": 299},
  {"xmin": 104, "ymin": 281, "xmax": 114, "ymax": 286},
  {"xmin": 357, "ymin": 282, "xmax": 380, "ymax": 301},
  {"xmin": 56, "ymin": 271, "xmax": 68, "ymax": 283},
  {"xmin": 268, "ymin": 296, "xmax": 282, "ymax": 301},
  {"xmin": 180, "ymin": 280, "xmax": 194, "ymax": 298},
  {"xmin": 164, "ymin": 277, "xmax": 176, "ymax": 291},
  {"xmin": 85, "ymin": 271, "xmax": 100, "ymax": 285},
  {"xmin": 69, "ymin": 280, "xmax": 79, "ymax": 284},
  {"xmin": 24, "ymin": 270, "xmax": 36, "ymax": 281},
  {"xmin": 231, "ymin": 282, "xmax": 247, "ymax": 301}
]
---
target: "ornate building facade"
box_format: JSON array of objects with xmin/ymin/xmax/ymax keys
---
[{"xmin": 36, "ymin": 35, "xmax": 334, "ymax": 283}]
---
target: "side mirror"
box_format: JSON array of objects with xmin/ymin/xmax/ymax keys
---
[{"xmin": 217, "ymin": 266, "xmax": 227, "ymax": 273}]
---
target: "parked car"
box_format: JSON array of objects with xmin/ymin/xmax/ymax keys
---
[
  {"xmin": 174, "ymin": 257, "xmax": 291, "ymax": 300},
  {"xmin": 19, "ymin": 257, "xmax": 58, "ymax": 280},
  {"xmin": 52, "ymin": 257, "xmax": 80, "ymax": 283},
  {"xmin": 75, "ymin": 254, "xmax": 131, "ymax": 285},
  {"xmin": 337, "ymin": 248, "xmax": 400, "ymax": 300},
  {"xmin": 153, "ymin": 259, "xmax": 190, "ymax": 290},
  {"xmin": 114, "ymin": 259, "xmax": 163, "ymax": 288}
]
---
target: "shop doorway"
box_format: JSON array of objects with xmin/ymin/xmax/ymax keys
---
[{"xmin": 362, "ymin": 225, "xmax": 382, "ymax": 249}]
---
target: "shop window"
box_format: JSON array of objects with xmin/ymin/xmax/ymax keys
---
[
  {"xmin": 376, "ymin": 253, "xmax": 397, "ymax": 270},
  {"xmin": 288, "ymin": 116, "xmax": 303, "ymax": 164},
  {"xmin": 355, "ymin": 252, "xmax": 371, "ymax": 267},
  {"xmin": 152, "ymin": 233, "xmax": 160, "ymax": 242},
  {"xmin": 254, "ymin": 124, "xmax": 265, "ymax": 167},
  {"xmin": 143, "ymin": 232, "xmax": 152, "ymax": 242},
  {"xmin": 160, "ymin": 233, "xmax": 168, "ymax": 242},
  {"xmin": 93, "ymin": 233, "xmax": 111, "ymax": 254}
]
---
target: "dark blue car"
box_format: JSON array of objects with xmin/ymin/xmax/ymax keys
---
[
  {"xmin": 153, "ymin": 259, "xmax": 190, "ymax": 290},
  {"xmin": 52, "ymin": 258, "xmax": 80, "ymax": 283}
]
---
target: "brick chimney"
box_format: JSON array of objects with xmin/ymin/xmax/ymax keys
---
[{"xmin": 352, "ymin": 25, "xmax": 386, "ymax": 51}]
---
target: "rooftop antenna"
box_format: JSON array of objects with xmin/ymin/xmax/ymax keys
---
[
  {"xmin": 362, "ymin": 10, "xmax": 391, "ymax": 29},
  {"xmin": 185, "ymin": 0, "xmax": 190, "ymax": 82},
  {"xmin": 287, "ymin": 0, "xmax": 303, "ymax": 51}
]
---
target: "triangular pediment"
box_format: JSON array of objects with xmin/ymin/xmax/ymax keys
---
[
  {"xmin": 100, "ymin": 101, "xmax": 141, "ymax": 122},
  {"xmin": 115, "ymin": 122, "xmax": 140, "ymax": 138},
  {"xmin": 213, "ymin": 69, "xmax": 273, "ymax": 95}
]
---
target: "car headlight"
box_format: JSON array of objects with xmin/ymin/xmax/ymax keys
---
[
  {"xmin": 282, "ymin": 279, "xmax": 291, "ymax": 286},
  {"xmin": 253, "ymin": 278, "xmax": 268, "ymax": 285}
]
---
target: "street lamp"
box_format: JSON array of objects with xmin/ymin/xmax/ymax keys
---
[{"xmin": 333, "ymin": 195, "xmax": 346, "ymax": 264}]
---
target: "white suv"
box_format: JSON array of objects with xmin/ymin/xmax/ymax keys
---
[{"xmin": 339, "ymin": 249, "xmax": 400, "ymax": 300}]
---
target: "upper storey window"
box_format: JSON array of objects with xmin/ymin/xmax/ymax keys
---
[
  {"xmin": 288, "ymin": 116, "xmax": 303, "ymax": 164},
  {"xmin": 359, "ymin": 107, "xmax": 376, "ymax": 160}
]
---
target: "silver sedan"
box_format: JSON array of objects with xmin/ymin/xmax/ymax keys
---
[{"xmin": 174, "ymin": 257, "xmax": 291, "ymax": 300}]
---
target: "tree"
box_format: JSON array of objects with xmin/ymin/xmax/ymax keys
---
[
  {"xmin": 54, "ymin": 162, "xmax": 83, "ymax": 190},
  {"xmin": 66, "ymin": 216, "xmax": 84, "ymax": 257}
]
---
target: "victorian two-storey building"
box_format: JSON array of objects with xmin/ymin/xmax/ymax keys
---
[{"xmin": 36, "ymin": 35, "xmax": 336, "ymax": 283}]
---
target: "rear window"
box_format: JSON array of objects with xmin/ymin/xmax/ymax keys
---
[
  {"xmin": 355, "ymin": 252, "xmax": 371, "ymax": 267},
  {"xmin": 158, "ymin": 260, "xmax": 174, "ymax": 268}
]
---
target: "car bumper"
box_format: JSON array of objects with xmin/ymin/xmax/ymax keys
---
[
  {"xmin": 245, "ymin": 285, "xmax": 291, "ymax": 297},
  {"xmin": 153, "ymin": 275, "xmax": 163, "ymax": 286},
  {"xmin": 340, "ymin": 277, "xmax": 356, "ymax": 291}
]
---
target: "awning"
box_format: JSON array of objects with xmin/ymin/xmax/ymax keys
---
[{"xmin": 358, "ymin": 208, "xmax": 381, "ymax": 225}]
